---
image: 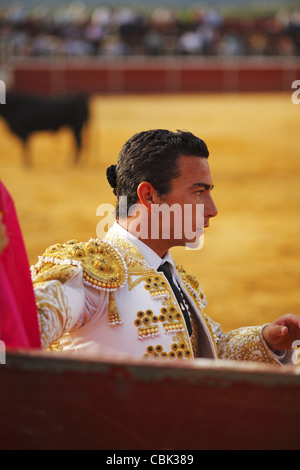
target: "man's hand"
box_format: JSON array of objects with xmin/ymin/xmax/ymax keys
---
[
  {"xmin": 0, "ymin": 213, "xmax": 8, "ymax": 255},
  {"xmin": 263, "ymin": 313, "xmax": 300, "ymax": 351}
]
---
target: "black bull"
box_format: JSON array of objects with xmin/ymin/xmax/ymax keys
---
[{"xmin": 0, "ymin": 91, "xmax": 90, "ymax": 166}]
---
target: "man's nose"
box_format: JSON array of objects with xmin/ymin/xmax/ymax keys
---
[{"xmin": 206, "ymin": 194, "xmax": 218, "ymax": 219}]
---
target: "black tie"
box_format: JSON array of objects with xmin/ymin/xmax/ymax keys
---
[{"xmin": 157, "ymin": 262, "xmax": 192, "ymax": 336}]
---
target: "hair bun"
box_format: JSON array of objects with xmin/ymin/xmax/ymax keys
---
[{"xmin": 106, "ymin": 165, "xmax": 117, "ymax": 195}]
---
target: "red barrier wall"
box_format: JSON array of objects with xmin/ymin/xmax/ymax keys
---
[
  {"xmin": 1, "ymin": 351, "xmax": 300, "ymax": 450},
  {"xmin": 7, "ymin": 58, "xmax": 300, "ymax": 94}
]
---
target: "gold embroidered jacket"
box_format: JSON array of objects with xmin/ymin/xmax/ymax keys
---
[{"xmin": 31, "ymin": 228, "xmax": 283, "ymax": 365}]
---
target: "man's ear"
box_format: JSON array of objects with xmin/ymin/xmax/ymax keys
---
[{"xmin": 137, "ymin": 182, "xmax": 160, "ymax": 211}]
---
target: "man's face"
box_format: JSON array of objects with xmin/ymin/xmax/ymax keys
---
[{"xmin": 154, "ymin": 155, "xmax": 218, "ymax": 249}]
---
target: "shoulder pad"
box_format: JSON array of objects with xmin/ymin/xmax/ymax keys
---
[{"xmin": 32, "ymin": 239, "xmax": 127, "ymax": 291}]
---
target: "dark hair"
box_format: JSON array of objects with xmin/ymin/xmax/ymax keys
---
[{"xmin": 107, "ymin": 129, "xmax": 209, "ymax": 217}]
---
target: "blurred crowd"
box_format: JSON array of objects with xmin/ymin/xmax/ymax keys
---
[{"xmin": 0, "ymin": 2, "xmax": 300, "ymax": 59}]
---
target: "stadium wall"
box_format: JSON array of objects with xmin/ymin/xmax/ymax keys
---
[{"xmin": 6, "ymin": 58, "xmax": 300, "ymax": 94}]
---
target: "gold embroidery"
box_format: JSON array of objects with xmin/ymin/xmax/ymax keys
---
[
  {"xmin": 108, "ymin": 292, "xmax": 122, "ymax": 325},
  {"xmin": 128, "ymin": 274, "xmax": 147, "ymax": 290},
  {"xmin": 33, "ymin": 264, "xmax": 78, "ymax": 285},
  {"xmin": 35, "ymin": 280, "xmax": 71, "ymax": 350},
  {"xmin": 32, "ymin": 239, "xmax": 127, "ymax": 292},
  {"xmin": 104, "ymin": 232, "xmax": 195, "ymax": 359},
  {"xmin": 134, "ymin": 309, "xmax": 160, "ymax": 340},
  {"xmin": 176, "ymin": 264, "xmax": 206, "ymax": 310},
  {"xmin": 218, "ymin": 325, "xmax": 279, "ymax": 364},
  {"xmin": 143, "ymin": 342, "xmax": 192, "ymax": 359},
  {"xmin": 133, "ymin": 301, "xmax": 192, "ymax": 361},
  {"xmin": 176, "ymin": 265, "xmax": 220, "ymax": 358},
  {"xmin": 162, "ymin": 306, "xmax": 185, "ymax": 334},
  {"xmin": 170, "ymin": 339, "xmax": 192, "ymax": 358},
  {"xmin": 103, "ymin": 231, "xmax": 284, "ymax": 365},
  {"xmin": 136, "ymin": 267, "xmax": 193, "ymax": 357},
  {"xmin": 105, "ymin": 231, "xmax": 157, "ymax": 292},
  {"xmin": 47, "ymin": 340, "xmax": 63, "ymax": 352},
  {"xmin": 105, "ymin": 232, "xmax": 144, "ymax": 260},
  {"xmin": 144, "ymin": 274, "xmax": 171, "ymax": 300}
]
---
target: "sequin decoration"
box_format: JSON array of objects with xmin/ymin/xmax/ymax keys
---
[
  {"xmin": 143, "ymin": 342, "xmax": 192, "ymax": 359},
  {"xmin": 176, "ymin": 264, "xmax": 207, "ymax": 310},
  {"xmin": 32, "ymin": 238, "xmax": 127, "ymax": 292},
  {"xmin": 105, "ymin": 231, "xmax": 193, "ymax": 358},
  {"xmin": 144, "ymin": 274, "xmax": 171, "ymax": 300},
  {"xmin": 160, "ymin": 306, "xmax": 185, "ymax": 334},
  {"xmin": 108, "ymin": 292, "xmax": 122, "ymax": 325},
  {"xmin": 134, "ymin": 309, "xmax": 160, "ymax": 340}
]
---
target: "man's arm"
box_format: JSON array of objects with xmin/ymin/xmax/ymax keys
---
[
  {"xmin": 203, "ymin": 313, "xmax": 299, "ymax": 366},
  {"xmin": 33, "ymin": 265, "xmax": 86, "ymax": 349}
]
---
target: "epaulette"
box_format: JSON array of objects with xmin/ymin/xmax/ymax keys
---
[{"xmin": 31, "ymin": 239, "xmax": 127, "ymax": 291}]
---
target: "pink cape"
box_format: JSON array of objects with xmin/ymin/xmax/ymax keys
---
[{"xmin": 0, "ymin": 181, "xmax": 41, "ymax": 349}]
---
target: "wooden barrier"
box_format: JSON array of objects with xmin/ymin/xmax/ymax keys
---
[
  {"xmin": 0, "ymin": 350, "xmax": 299, "ymax": 450},
  {"xmin": 6, "ymin": 58, "xmax": 300, "ymax": 95}
]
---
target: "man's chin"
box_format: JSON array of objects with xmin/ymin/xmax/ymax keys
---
[{"xmin": 184, "ymin": 230, "xmax": 205, "ymax": 250}]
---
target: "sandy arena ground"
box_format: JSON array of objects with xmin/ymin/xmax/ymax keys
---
[{"xmin": 0, "ymin": 92, "xmax": 299, "ymax": 332}]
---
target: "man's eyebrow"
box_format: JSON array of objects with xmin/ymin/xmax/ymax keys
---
[{"xmin": 191, "ymin": 183, "xmax": 214, "ymax": 191}]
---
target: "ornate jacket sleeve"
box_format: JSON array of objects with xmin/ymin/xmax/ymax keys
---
[
  {"xmin": 176, "ymin": 265, "xmax": 283, "ymax": 366},
  {"xmin": 31, "ymin": 238, "xmax": 127, "ymax": 350},
  {"xmin": 205, "ymin": 314, "xmax": 283, "ymax": 365},
  {"xmin": 33, "ymin": 265, "xmax": 86, "ymax": 349}
]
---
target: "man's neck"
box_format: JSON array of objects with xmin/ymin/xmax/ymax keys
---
[{"xmin": 118, "ymin": 218, "xmax": 171, "ymax": 258}]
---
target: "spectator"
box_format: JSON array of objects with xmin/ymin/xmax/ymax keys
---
[{"xmin": 0, "ymin": 4, "xmax": 299, "ymax": 59}]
